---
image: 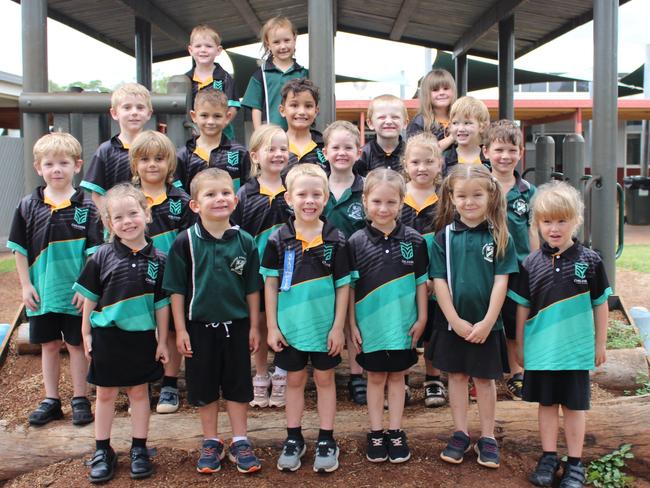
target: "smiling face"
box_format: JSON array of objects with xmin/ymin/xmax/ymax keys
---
[
  {"xmin": 279, "ymin": 90, "xmax": 319, "ymax": 130},
  {"xmin": 253, "ymin": 131, "xmax": 290, "ymax": 177},
  {"xmin": 363, "ymin": 182, "xmax": 402, "ymax": 233},
  {"xmin": 35, "ymin": 152, "xmax": 82, "ymax": 191},
  {"xmin": 191, "ymin": 101, "xmax": 231, "ymax": 138},
  {"xmin": 135, "ymin": 153, "xmax": 169, "ymax": 186},
  {"xmin": 404, "ymin": 145, "xmax": 441, "ymax": 188},
  {"xmin": 450, "ymin": 178, "xmax": 489, "ymax": 227},
  {"xmin": 430, "ymin": 85, "xmax": 455, "ymax": 112},
  {"xmin": 324, "ymin": 129, "xmax": 360, "ymax": 173},
  {"xmin": 367, "ymin": 101, "xmax": 405, "ymax": 140},
  {"xmin": 285, "ymin": 174, "xmax": 327, "ymax": 224},
  {"xmin": 189, "ymin": 176, "xmax": 237, "ymax": 223},
  {"xmin": 188, "ymin": 34, "xmax": 222, "ymax": 66},
  {"xmin": 106, "ymin": 196, "xmax": 148, "ymax": 246},
  {"xmin": 484, "ymin": 140, "xmax": 523, "ymax": 178},
  {"xmin": 266, "ymin": 26, "xmax": 296, "ymax": 62},
  {"xmin": 449, "ymin": 115, "xmax": 481, "ymax": 147},
  {"xmin": 110, "ymin": 94, "xmax": 152, "ymax": 133}
]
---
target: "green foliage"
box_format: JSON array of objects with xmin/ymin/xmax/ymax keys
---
[
  {"xmin": 151, "ymin": 70, "xmax": 170, "ymax": 93},
  {"xmin": 606, "ymin": 319, "xmax": 642, "ymax": 349},
  {"xmin": 633, "ymin": 373, "xmax": 650, "ymax": 395},
  {"xmin": 0, "ymin": 256, "xmax": 16, "ymax": 275},
  {"xmin": 586, "ymin": 444, "xmax": 635, "ymax": 487},
  {"xmin": 617, "ymin": 244, "xmax": 650, "ymax": 274}
]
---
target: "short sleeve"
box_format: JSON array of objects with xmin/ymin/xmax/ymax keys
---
[
  {"xmin": 494, "ymin": 236, "xmax": 519, "ymax": 276},
  {"xmin": 7, "ymin": 202, "xmax": 28, "ymax": 256},
  {"xmin": 162, "ymin": 232, "xmax": 189, "ymax": 295},
  {"xmin": 243, "ymin": 241, "xmax": 263, "ymax": 294},
  {"xmin": 241, "ymin": 74, "xmax": 264, "ymax": 111},
  {"xmin": 333, "ymin": 238, "xmax": 351, "ymax": 288},
  {"xmin": 230, "ymin": 186, "xmax": 246, "ymax": 226},
  {"xmin": 240, "ymin": 150, "xmax": 251, "ymax": 187},
  {"xmin": 347, "ymin": 235, "xmax": 360, "ymax": 285},
  {"xmin": 178, "ymin": 194, "xmax": 196, "ymax": 232},
  {"xmin": 259, "ymin": 234, "xmax": 280, "ymax": 278},
  {"xmin": 85, "ymin": 203, "xmax": 104, "ymax": 255},
  {"xmin": 429, "ymin": 234, "xmax": 447, "ymax": 279},
  {"xmin": 80, "ymin": 147, "xmax": 108, "ymax": 195},
  {"xmin": 224, "ymin": 72, "xmax": 240, "ymax": 108},
  {"xmin": 73, "ymin": 253, "xmax": 102, "ymax": 302},
  {"xmin": 589, "ymin": 259, "xmax": 612, "ymax": 306},
  {"xmin": 153, "ymin": 255, "xmax": 170, "ymax": 308},
  {"xmin": 414, "ymin": 237, "xmax": 429, "ymax": 285},
  {"xmin": 174, "ymin": 147, "xmax": 190, "ymax": 192},
  {"xmin": 507, "ymin": 261, "xmax": 531, "ymax": 307}
]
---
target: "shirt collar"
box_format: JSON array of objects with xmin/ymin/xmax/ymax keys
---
[
  {"xmin": 541, "ymin": 238, "xmax": 580, "ymax": 259},
  {"xmin": 110, "ymin": 134, "xmax": 129, "ymax": 150},
  {"xmin": 264, "ymin": 57, "xmax": 304, "ymax": 73},
  {"xmin": 112, "ymin": 236, "xmax": 156, "ymax": 259},
  {"xmin": 280, "ymin": 217, "xmax": 340, "ymax": 243},
  {"xmin": 513, "ymin": 170, "xmax": 532, "ymax": 193},
  {"xmin": 193, "ymin": 219, "xmax": 239, "ymax": 242},
  {"xmin": 449, "ymin": 217, "xmax": 491, "ymax": 232},
  {"xmin": 371, "ymin": 136, "xmax": 403, "ymax": 157},
  {"xmin": 365, "ymin": 221, "xmax": 406, "ymax": 243},
  {"xmin": 34, "ymin": 186, "xmax": 85, "ymax": 205}
]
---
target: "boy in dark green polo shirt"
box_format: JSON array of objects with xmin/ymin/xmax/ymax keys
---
[{"xmin": 163, "ymin": 168, "xmax": 263, "ymax": 475}]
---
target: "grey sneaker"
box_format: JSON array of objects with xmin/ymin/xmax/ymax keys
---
[
  {"xmin": 313, "ymin": 439, "xmax": 339, "ymax": 473},
  {"xmin": 156, "ymin": 386, "xmax": 180, "ymax": 414},
  {"xmin": 277, "ymin": 437, "xmax": 306, "ymax": 472}
]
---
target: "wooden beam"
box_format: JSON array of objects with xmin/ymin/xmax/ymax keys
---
[
  {"xmin": 453, "ymin": 0, "xmax": 527, "ymax": 57},
  {"xmin": 117, "ymin": 0, "xmax": 189, "ymax": 47},
  {"xmin": 389, "ymin": 0, "xmax": 420, "ymax": 41},
  {"xmin": 228, "ymin": 0, "xmax": 262, "ymax": 37}
]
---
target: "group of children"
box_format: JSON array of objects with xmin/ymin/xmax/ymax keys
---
[{"xmin": 8, "ymin": 15, "xmax": 611, "ymax": 488}]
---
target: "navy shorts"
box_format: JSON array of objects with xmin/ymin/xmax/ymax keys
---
[
  {"xmin": 274, "ymin": 345, "xmax": 341, "ymax": 371},
  {"xmin": 29, "ymin": 312, "xmax": 82, "ymax": 345}
]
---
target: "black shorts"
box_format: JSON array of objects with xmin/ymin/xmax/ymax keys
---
[
  {"xmin": 185, "ymin": 318, "xmax": 253, "ymax": 405},
  {"xmin": 501, "ymin": 296, "xmax": 518, "ymax": 340},
  {"xmin": 274, "ymin": 345, "xmax": 341, "ymax": 371},
  {"xmin": 356, "ymin": 349, "xmax": 418, "ymax": 373},
  {"xmin": 29, "ymin": 312, "xmax": 82, "ymax": 346},
  {"xmin": 88, "ymin": 327, "xmax": 163, "ymax": 387},
  {"xmin": 523, "ymin": 370, "xmax": 591, "ymax": 410},
  {"xmin": 417, "ymin": 300, "xmax": 440, "ymax": 347}
]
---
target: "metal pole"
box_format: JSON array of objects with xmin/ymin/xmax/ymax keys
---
[
  {"xmin": 455, "ymin": 54, "xmax": 468, "ymax": 97},
  {"xmin": 535, "ymin": 135, "xmax": 555, "ymax": 185},
  {"xmin": 21, "ymin": 0, "xmax": 49, "ymax": 194},
  {"xmin": 592, "ymin": 0, "xmax": 618, "ymax": 289},
  {"xmin": 308, "ymin": 0, "xmax": 335, "ymax": 130},
  {"xmin": 563, "ymin": 134, "xmax": 586, "ymax": 242},
  {"xmin": 135, "ymin": 17, "xmax": 152, "ymax": 90},
  {"xmin": 67, "ymin": 86, "xmax": 84, "ymax": 184},
  {"xmin": 641, "ymin": 44, "xmax": 650, "ymax": 176},
  {"xmin": 498, "ymin": 15, "xmax": 515, "ymax": 120},
  {"xmin": 165, "ymin": 75, "xmax": 192, "ymax": 148}
]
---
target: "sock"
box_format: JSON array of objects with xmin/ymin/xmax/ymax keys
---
[
  {"xmin": 567, "ymin": 456, "xmax": 581, "ymax": 466},
  {"xmin": 72, "ymin": 395, "xmax": 87, "ymax": 401},
  {"xmin": 162, "ymin": 376, "xmax": 178, "ymax": 389},
  {"xmin": 387, "ymin": 429, "xmax": 401, "ymax": 435},
  {"xmin": 318, "ymin": 429, "xmax": 334, "ymax": 441},
  {"xmin": 543, "ymin": 451, "xmax": 558, "ymax": 457},
  {"xmin": 131, "ymin": 437, "xmax": 147, "ymax": 449},
  {"xmin": 96, "ymin": 438, "xmax": 110, "ymax": 450},
  {"xmin": 425, "ymin": 375, "xmax": 440, "ymax": 382},
  {"xmin": 350, "ymin": 373, "xmax": 363, "ymax": 380},
  {"xmin": 274, "ymin": 367, "xmax": 287, "ymax": 377},
  {"xmin": 287, "ymin": 426, "xmax": 303, "ymax": 441},
  {"xmin": 370, "ymin": 429, "xmax": 384, "ymax": 436},
  {"xmin": 232, "ymin": 436, "xmax": 247, "ymax": 443}
]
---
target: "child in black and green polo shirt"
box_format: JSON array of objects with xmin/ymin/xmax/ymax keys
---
[
  {"xmin": 8, "ymin": 132, "xmax": 102, "ymax": 427},
  {"xmin": 176, "ymin": 90, "xmax": 251, "ymax": 194},
  {"xmin": 261, "ymin": 164, "xmax": 350, "ymax": 473},
  {"xmin": 163, "ymin": 168, "xmax": 263, "ymax": 475},
  {"xmin": 74, "ymin": 184, "xmax": 170, "ymax": 483}
]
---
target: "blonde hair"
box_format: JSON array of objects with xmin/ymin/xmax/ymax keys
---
[
  {"xmin": 436, "ymin": 165, "xmax": 509, "ymax": 258},
  {"xmin": 367, "ymin": 94, "xmax": 408, "ymax": 122},
  {"xmin": 402, "ymin": 132, "xmax": 443, "ymax": 184},
  {"xmin": 485, "ymin": 119, "xmax": 524, "ymax": 149},
  {"xmin": 33, "ymin": 132, "xmax": 81, "ymax": 163},
  {"xmin": 260, "ymin": 16, "xmax": 297, "ymax": 58},
  {"xmin": 190, "ymin": 24, "xmax": 221, "ymax": 45},
  {"xmin": 419, "ymin": 69, "xmax": 457, "ymax": 133},
  {"xmin": 285, "ymin": 164, "xmax": 329, "ymax": 195},
  {"xmin": 111, "ymin": 83, "xmax": 152, "ymax": 111},
  {"xmin": 102, "ymin": 183, "xmax": 150, "ymax": 239},
  {"xmin": 532, "ymin": 181, "xmax": 584, "ymax": 231},
  {"xmin": 190, "ymin": 167, "xmax": 233, "ymax": 200},
  {"xmin": 129, "ymin": 131, "xmax": 177, "ymax": 185},
  {"xmin": 248, "ymin": 123, "xmax": 287, "ymax": 178},
  {"xmin": 449, "ymin": 96, "xmax": 490, "ymax": 140},
  {"xmin": 363, "ymin": 168, "xmax": 406, "ymax": 203},
  {"xmin": 323, "ymin": 120, "xmax": 360, "ymax": 147},
  {"xmin": 194, "ymin": 89, "xmax": 228, "ymax": 111}
]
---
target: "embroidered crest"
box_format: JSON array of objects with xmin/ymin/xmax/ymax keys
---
[
  {"xmin": 323, "ymin": 244, "xmax": 334, "ymax": 262},
  {"xmin": 73, "ymin": 207, "xmax": 88, "ymax": 225},
  {"xmin": 400, "ymin": 241, "xmax": 414, "ymax": 260},
  {"xmin": 169, "ymin": 199, "xmax": 182, "ymax": 216},
  {"xmin": 212, "ymin": 80, "xmax": 223, "ymax": 91},
  {"xmin": 575, "ymin": 262, "xmax": 588, "ymax": 279},
  {"xmin": 347, "ymin": 202, "xmax": 364, "ymax": 221},
  {"xmin": 512, "ymin": 198, "xmax": 529, "ymax": 217},
  {"xmin": 227, "ymin": 151, "xmax": 239, "ymax": 167},
  {"xmin": 147, "ymin": 260, "xmax": 159, "ymax": 280},
  {"xmin": 482, "ymin": 242, "xmax": 495, "ymax": 263},
  {"xmin": 230, "ymin": 256, "xmax": 247, "ymax": 275}
]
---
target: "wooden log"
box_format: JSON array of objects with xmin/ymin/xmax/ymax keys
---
[
  {"xmin": 1, "ymin": 395, "xmax": 649, "ymax": 481},
  {"xmin": 591, "ymin": 347, "xmax": 650, "ymax": 391}
]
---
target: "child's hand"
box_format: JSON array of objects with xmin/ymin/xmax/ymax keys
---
[
  {"xmin": 450, "ymin": 319, "xmax": 473, "ymax": 339},
  {"xmin": 156, "ymin": 343, "xmax": 169, "ymax": 364},
  {"xmin": 595, "ymin": 344, "xmax": 607, "ymax": 367},
  {"xmin": 267, "ymin": 327, "xmax": 288, "ymax": 352},
  {"xmin": 71, "ymin": 292, "xmax": 85, "ymax": 313},
  {"xmin": 466, "ymin": 320, "xmax": 493, "ymax": 344},
  {"xmin": 350, "ymin": 323, "xmax": 363, "ymax": 353},
  {"xmin": 426, "ymin": 279, "xmax": 434, "ymax": 298},
  {"xmin": 21, "ymin": 284, "xmax": 40, "ymax": 312},
  {"xmin": 249, "ymin": 327, "xmax": 261, "ymax": 354},
  {"xmin": 408, "ymin": 320, "xmax": 426, "ymax": 348},
  {"xmin": 176, "ymin": 330, "xmax": 193, "ymax": 358},
  {"xmin": 327, "ymin": 327, "xmax": 345, "ymax": 357},
  {"xmin": 82, "ymin": 333, "xmax": 92, "ymax": 361}
]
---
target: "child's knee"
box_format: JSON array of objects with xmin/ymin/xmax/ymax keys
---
[
  {"xmin": 448, "ymin": 372, "xmax": 469, "ymax": 383},
  {"xmin": 287, "ymin": 370, "xmax": 307, "ymax": 388},
  {"xmin": 313, "ymin": 369, "xmax": 334, "ymax": 388},
  {"xmin": 387, "ymin": 371, "xmax": 405, "ymax": 383},
  {"xmin": 126, "ymin": 384, "xmax": 149, "ymax": 402},
  {"xmin": 367, "ymin": 371, "xmax": 387, "ymax": 385},
  {"xmin": 42, "ymin": 340, "xmax": 63, "ymax": 352},
  {"xmin": 473, "ymin": 377, "xmax": 494, "ymax": 388},
  {"xmin": 96, "ymin": 387, "xmax": 118, "ymax": 403}
]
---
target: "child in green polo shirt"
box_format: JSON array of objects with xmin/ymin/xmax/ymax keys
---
[
  {"xmin": 261, "ymin": 164, "xmax": 350, "ymax": 473},
  {"xmin": 163, "ymin": 168, "xmax": 263, "ymax": 475}
]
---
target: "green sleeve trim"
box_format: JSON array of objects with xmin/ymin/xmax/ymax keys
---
[
  {"xmin": 72, "ymin": 282, "xmax": 100, "ymax": 302},
  {"xmin": 592, "ymin": 287, "xmax": 613, "ymax": 306},
  {"xmin": 350, "ymin": 270, "xmax": 359, "ymax": 281},
  {"xmin": 334, "ymin": 275, "xmax": 351, "ymax": 288},
  {"xmin": 507, "ymin": 289, "xmax": 530, "ymax": 307},
  {"xmin": 259, "ymin": 266, "xmax": 279, "ymax": 278},
  {"xmin": 85, "ymin": 245, "xmax": 100, "ymax": 256},
  {"xmin": 154, "ymin": 297, "xmax": 171, "ymax": 310},
  {"xmin": 415, "ymin": 273, "xmax": 428, "ymax": 286},
  {"xmin": 228, "ymin": 100, "xmax": 241, "ymax": 108},
  {"xmin": 6, "ymin": 241, "xmax": 27, "ymax": 256},
  {"xmin": 172, "ymin": 180, "xmax": 183, "ymax": 189},
  {"xmin": 80, "ymin": 181, "xmax": 106, "ymax": 195}
]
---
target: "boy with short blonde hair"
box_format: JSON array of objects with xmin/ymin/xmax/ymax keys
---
[{"xmin": 444, "ymin": 96, "xmax": 490, "ymax": 173}]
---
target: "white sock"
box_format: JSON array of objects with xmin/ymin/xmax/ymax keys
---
[
  {"xmin": 232, "ymin": 436, "xmax": 247, "ymax": 443},
  {"xmin": 274, "ymin": 367, "xmax": 287, "ymax": 377}
]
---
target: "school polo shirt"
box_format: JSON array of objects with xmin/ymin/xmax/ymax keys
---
[
  {"xmin": 163, "ymin": 221, "xmax": 262, "ymax": 323},
  {"xmin": 406, "ymin": 114, "xmax": 447, "ymax": 141},
  {"xmin": 443, "ymin": 146, "xmax": 491, "ymax": 176},
  {"xmin": 144, "ymin": 185, "xmax": 195, "ymax": 255},
  {"xmin": 260, "ymin": 219, "xmax": 350, "ymax": 352},
  {"xmin": 324, "ymin": 174, "xmax": 365, "ymax": 239},
  {"xmin": 73, "ymin": 238, "xmax": 169, "ymax": 331},
  {"xmin": 175, "ymin": 135, "xmax": 251, "ymax": 193},
  {"xmin": 354, "ymin": 137, "xmax": 405, "ymax": 177},
  {"xmin": 287, "ymin": 129, "xmax": 329, "ymax": 174},
  {"xmin": 503, "ymin": 172, "xmax": 536, "ymax": 264},
  {"xmin": 231, "ymin": 178, "xmax": 293, "ymax": 258},
  {"xmin": 7, "ymin": 187, "xmax": 103, "ymax": 317},
  {"xmin": 508, "ymin": 242, "xmax": 612, "ymax": 371},
  {"xmin": 430, "ymin": 219, "xmax": 518, "ymax": 331},
  {"xmin": 81, "ymin": 136, "xmax": 130, "ymax": 195},
  {"xmin": 241, "ymin": 58, "xmax": 309, "ymax": 130},
  {"xmin": 348, "ymin": 223, "xmax": 429, "ymax": 353},
  {"xmin": 400, "ymin": 192, "xmax": 438, "ymax": 247}
]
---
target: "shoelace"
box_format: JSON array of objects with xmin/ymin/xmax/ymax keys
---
[
  {"xmin": 253, "ymin": 385, "xmax": 269, "ymax": 396},
  {"xmin": 201, "ymin": 446, "xmax": 216, "ymax": 458},
  {"xmin": 390, "ymin": 436, "xmax": 404, "ymax": 447},
  {"xmin": 449, "ymin": 436, "xmax": 468, "ymax": 449},
  {"xmin": 159, "ymin": 390, "xmax": 176, "ymax": 402},
  {"xmin": 425, "ymin": 384, "xmax": 444, "ymax": 396},
  {"xmin": 480, "ymin": 441, "xmax": 498, "ymax": 454},
  {"xmin": 283, "ymin": 440, "xmax": 301, "ymax": 456},
  {"xmin": 234, "ymin": 444, "xmax": 254, "ymax": 460},
  {"xmin": 271, "ymin": 383, "xmax": 286, "ymax": 396},
  {"xmin": 316, "ymin": 441, "xmax": 334, "ymax": 456},
  {"xmin": 371, "ymin": 437, "xmax": 384, "ymax": 447}
]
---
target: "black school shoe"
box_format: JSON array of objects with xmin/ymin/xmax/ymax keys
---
[
  {"xmin": 28, "ymin": 398, "xmax": 63, "ymax": 426},
  {"xmin": 87, "ymin": 447, "xmax": 117, "ymax": 483},
  {"xmin": 366, "ymin": 432, "xmax": 388, "ymax": 462},
  {"xmin": 559, "ymin": 461, "xmax": 585, "ymax": 488},
  {"xmin": 71, "ymin": 397, "xmax": 94, "ymax": 426},
  {"xmin": 387, "ymin": 430, "xmax": 411, "ymax": 463},
  {"xmin": 529, "ymin": 453, "xmax": 561, "ymax": 486},
  {"xmin": 130, "ymin": 446, "xmax": 154, "ymax": 479}
]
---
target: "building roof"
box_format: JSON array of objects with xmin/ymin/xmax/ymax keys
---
[{"xmin": 21, "ymin": 0, "xmax": 632, "ymax": 62}]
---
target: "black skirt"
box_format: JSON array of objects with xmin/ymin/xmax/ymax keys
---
[
  {"xmin": 523, "ymin": 370, "xmax": 591, "ymax": 410},
  {"xmin": 88, "ymin": 327, "xmax": 163, "ymax": 387},
  {"xmin": 356, "ymin": 349, "xmax": 418, "ymax": 373}
]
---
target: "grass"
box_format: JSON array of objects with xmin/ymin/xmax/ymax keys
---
[
  {"xmin": 607, "ymin": 319, "xmax": 643, "ymax": 349},
  {"xmin": 617, "ymin": 244, "xmax": 650, "ymax": 274},
  {"xmin": 0, "ymin": 255, "xmax": 15, "ymax": 275}
]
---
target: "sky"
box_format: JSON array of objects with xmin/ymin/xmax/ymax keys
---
[{"xmin": 0, "ymin": 0, "xmax": 649, "ymax": 99}]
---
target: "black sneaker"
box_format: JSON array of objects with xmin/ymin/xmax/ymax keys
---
[
  {"xmin": 529, "ymin": 453, "xmax": 561, "ymax": 486},
  {"xmin": 87, "ymin": 447, "xmax": 117, "ymax": 483},
  {"xmin": 474, "ymin": 436, "xmax": 500, "ymax": 468},
  {"xmin": 71, "ymin": 397, "xmax": 94, "ymax": 426},
  {"xmin": 28, "ymin": 398, "xmax": 63, "ymax": 426},
  {"xmin": 366, "ymin": 432, "xmax": 388, "ymax": 462},
  {"xmin": 559, "ymin": 461, "xmax": 585, "ymax": 488},
  {"xmin": 506, "ymin": 373, "xmax": 524, "ymax": 400},
  {"xmin": 440, "ymin": 431, "xmax": 471, "ymax": 464},
  {"xmin": 387, "ymin": 430, "xmax": 411, "ymax": 463},
  {"xmin": 130, "ymin": 446, "xmax": 153, "ymax": 479}
]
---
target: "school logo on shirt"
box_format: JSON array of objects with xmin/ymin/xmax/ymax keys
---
[
  {"xmin": 146, "ymin": 260, "xmax": 159, "ymax": 283},
  {"xmin": 169, "ymin": 199, "xmax": 182, "ymax": 216},
  {"xmin": 212, "ymin": 80, "xmax": 223, "ymax": 91},
  {"xmin": 347, "ymin": 202, "xmax": 364, "ymax": 221},
  {"xmin": 482, "ymin": 242, "xmax": 495, "ymax": 263},
  {"xmin": 322, "ymin": 244, "xmax": 334, "ymax": 264},
  {"xmin": 316, "ymin": 149, "xmax": 328, "ymax": 165},
  {"xmin": 71, "ymin": 207, "xmax": 89, "ymax": 230},
  {"xmin": 230, "ymin": 256, "xmax": 247, "ymax": 275},
  {"xmin": 512, "ymin": 198, "xmax": 529, "ymax": 216},
  {"xmin": 574, "ymin": 262, "xmax": 589, "ymax": 284},
  {"xmin": 400, "ymin": 241, "xmax": 414, "ymax": 262},
  {"xmin": 227, "ymin": 151, "xmax": 239, "ymax": 167}
]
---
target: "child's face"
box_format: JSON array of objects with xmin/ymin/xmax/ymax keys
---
[
  {"xmin": 431, "ymin": 86, "xmax": 454, "ymax": 112},
  {"xmin": 449, "ymin": 115, "xmax": 481, "ymax": 147},
  {"xmin": 136, "ymin": 153, "xmax": 169, "ymax": 187},
  {"xmin": 285, "ymin": 175, "xmax": 327, "ymax": 224},
  {"xmin": 324, "ymin": 129, "xmax": 360, "ymax": 173},
  {"xmin": 189, "ymin": 178, "xmax": 237, "ymax": 222},
  {"xmin": 483, "ymin": 140, "xmax": 523, "ymax": 179},
  {"xmin": 266, "ymin": 27, "xmax": 296, "ymax": 62},
  {"xmin": 367, "ymin": 102, "xmax": 405, "ymax": 140},
  {"xmin": 363, "ymin": 182, "xmax": 402, "ymax": 231},
  {"xmin": 188, "ymin": 34, "xmax": 222, "ymax": 66},
  {"xmin": 450, "ymin": 178, "xmax": 489, "ymax": 227},
  {"xmin": 405, "ymin": 146, "xmax": 441, "ymax": 188},
  {"xmin": 190, "ymin": 102, "xmax": 231, "ymax": 138},
  {"xmin": 537, "ymin": 216, "xmax": 578, "ymax": 252},
  {"xmin": 110, "ymin": 95, "xmax": 152, "ymax": 133},
  {"xmin": 34, "ymin": 153, "xmax": 82, "ymax": 190},
  {"xmin": 279, "ymin": 91, "xmax": 319, "ymax": 130},
  {"xmin": 253, "ymin": 132, "xmax": 289, "ymax": 176},
  {"xmin": 107, "ymin": 196, "xmax": 148, "ymax": 245}
]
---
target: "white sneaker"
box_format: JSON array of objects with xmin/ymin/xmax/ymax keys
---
[
  {"xmin": 269, "ymin": 373, "xmax": 287, "ymax": 407},
  {"xmin": 250, "ymin": 374, "xmax": 271, "ymax": 407}
]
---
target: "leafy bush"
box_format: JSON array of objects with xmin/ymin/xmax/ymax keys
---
[
  {"xmin": 607, "ymin": 320, "xmax": 642, "ymax": 349},
  {"xmin": 586, "ymin": 444, "xmax": 635, "ymax": 487}
]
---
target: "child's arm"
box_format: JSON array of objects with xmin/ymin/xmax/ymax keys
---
[
  {"xmin": 81, "ymin": 297, "xmax": 96, "ymax": 360},
  {"xmin": 515, "ymin": 304, "xmax": 529, "ymax": 368},
  {"xmin": 155, "ymin": 305, "xmax": 169, "ymax": 363},
  {"xmin": 467, "ymin": 274, "xmax": 509, "ymax": 344},
  {"xmin": 327, "ymin": 285, "xmax": 349, "ymax": 356},
  {"xmin": 264, "ymin": 277, "xmax": 288, "ymax": 351},
  {"xmin": 15, "ymin": 253, "xmax": 39, "ymax": 312},
  {"xmin": 251, "ymin": 109, "xmax": 263, "ymax": 130},
  {"xmin": 433, "ymin": 278, "xmax": 473, "ymax": 338},
  {"xmin": 247, "ymin": 291, "xmax": 261, "ymax": 354},
  {"xmin": 437, "ymin": 134, "xmax": 454, "ymax": 152},
  {"xmin": 347, "ymin": 287, "xmax": 362, "ymax": 352},
  {"xmin": 171, "ymin": 293, "xmax": 192, "ymax": 357},
  {"xmin": 594, "ymin": 301, "xmax": 608, "ymax": 367},
  {"xmin": 408, "ymin": 282, "xmax": 428, "ymax": 347}
]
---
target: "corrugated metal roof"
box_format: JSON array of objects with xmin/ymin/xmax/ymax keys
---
[{"xmin": 17, "ymin": 0, "xmax": 631, "ymax": 62}]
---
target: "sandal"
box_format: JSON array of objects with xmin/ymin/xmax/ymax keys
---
[
  {"xmin": 347, "ymin": 376, "xmax": 367, "ymax": 405},
  {"xmin": 72, "ymin": 397, "xmax": 94, "ymax": 426},
  {"xmin": 506, "ymin": 373, "xmax": 524, "ymax": 400},
  {"xmin": 28, "ymin": 398, "xmax": 63, "ymax": 426}
]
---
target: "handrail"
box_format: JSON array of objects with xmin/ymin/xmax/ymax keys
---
[
  {"xmin": 583, "ymin": 175, "xmax": 601, "ymax": 248},
  {"xmin": 616, "ymin": 182, "xmax": 624, "ymax": 259}
]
